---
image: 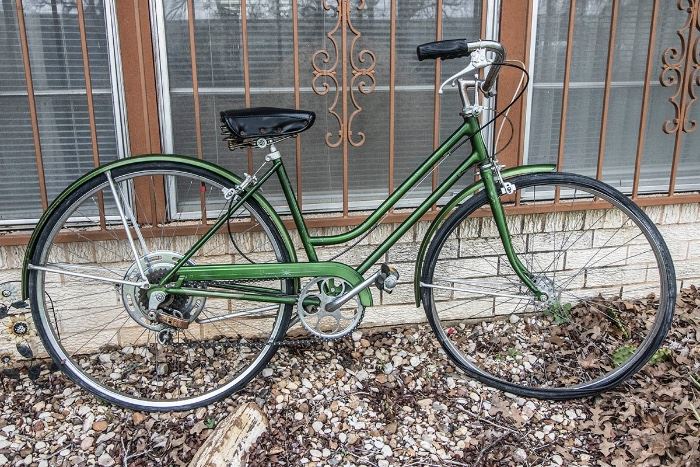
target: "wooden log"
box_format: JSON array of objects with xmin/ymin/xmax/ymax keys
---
[{"xmin": 189, "ymin": 402, "xmax": 268, "ymax": 467}]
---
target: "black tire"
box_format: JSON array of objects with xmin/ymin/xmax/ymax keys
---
[
  {"xmin": 421, "ymin": 172, "xmax": 675, "ymax": 399},
  {"xmin": 29, "ymin": 161, "xmax": 294, "ymax": 411}
]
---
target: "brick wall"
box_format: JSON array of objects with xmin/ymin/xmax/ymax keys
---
[{"xmin": 1, "ymin": 202, "xmax": 698, "ymax": 361}]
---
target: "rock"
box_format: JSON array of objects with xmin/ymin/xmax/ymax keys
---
[
  {"xmin": 509, "ymin": 314, "xmax": 521, "ymax": 324},
  {"xmin": 409, "ymin": 356, "xmax": 420, "ymax": 367},
  {"xmin": 356, "ymin": 370, "xmax": 369, "ymax": 381},
  {"xmin": 383, "ymin": 363, "xmax": 393, "ymax": 374},
  {"xmin": 309, "ymin": 449, "xmax": 322, "ymax": 459},
  {"xmin": 32, "ymin": 420, "xmax": 45, "ymax": 432},
  {"xmin": 338, "ymin": 433, "xmax": 347, "ymax": 443},
  {"xmin": 352, "ymin": 331, "xmax": 362, "ymax": 342},
  {"xmin": 262, "ymin": 368, "xmax": 273, "ymax": 377},
  {"xmin": 92, "ymin": 421, "xmax": 108, "ymax": 432},
  {"xmin": 81, "ymin": 437, "xmax": 94, "ymax": 450},
  {"xmin": 195, "ymin": 408, "xmax": 207, "ymax": 420},
  {"xmin": 514, "ymin": 448, "xmax": 527, "ymax": 463},
  {"xmin": 132, "ymin": 413, "xmax": 147, "ymax": 425},
  {"xmin": 312, "ymin": 421, "xmax": 323, "ymax": 433},
  {"xmin": 96, "ymin": 432, "xmax": 115, "ymax": 444},
  {"xmin": 97, "ymin": 453, "xmax": 114, "ymax": 467},
  {"xmin": 417, "ymin": 398, "xmax": 432, "ymax": 408}
]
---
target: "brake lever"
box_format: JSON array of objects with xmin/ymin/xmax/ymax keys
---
[{"xmin": 437, "ymin": 48, "xmax": 494, "ymax": 95}]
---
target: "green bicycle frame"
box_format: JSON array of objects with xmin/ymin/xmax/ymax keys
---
[{"xmin": 153, "ymin": 115, "xmax": 549, "ymax": 306}]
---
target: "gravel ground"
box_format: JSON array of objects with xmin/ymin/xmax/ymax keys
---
[{"xmin": 1, "ymin": 286, "xmax": 699, "ymax": 467}]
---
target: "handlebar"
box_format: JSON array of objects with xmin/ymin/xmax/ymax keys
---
[
  {"xmin": 469, "ymin": 40, "xmax": 504, "ymax": 95},
  {"xmin": 416, "ymin": 39, "xmax": 505, "ymax": 96}
]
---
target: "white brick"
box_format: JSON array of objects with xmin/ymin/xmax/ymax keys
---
[
  {"xmin": 522, "ymin": 214, "xmax": 546, "ymax": 234},
  {"xmin": 565, "ymin": 247, "xmax": 627, "ymax": 270},
  {"xmin": 458, "ymin": 218, "xmax": 481, "ymax": 238},
  {"xmin": 381, "ymin": 284, "xmax": 414, "ymax": 306},
  {"xmin": 657, "ymin": 223, "xmax": 700, "ymax": 242},
  {"xmin": 459, "ymin": 236, "xmax": 526, "ymax": 258},
  {"xmin": 386, "ymin": 243, "xmax": 419, "ymax": 263},
  {"xmin": 432, "ymin": 258, "xmax": 498, "ymax": 280},
  {"xmin": 585, "ymin": 265, "xmax": 648, "ymax": 288},
  {"xmin": 642, "ymin": 205, "xmax": 664, "ymax": 224},
  {"xmin": 482, "ymin": 215, "xmax": 525, "ymax": 237},
  {"xmin": 674, "ymin": 260, "xmax": 700, "ymax": 281},
  {"xmin": 662, "ymin": 204, "xmax": 682, "ymax": 225},
  {"xmin": 679, "ymin": 203, "xmax": 700, "ymax": 224},
  {"xmin": 687, "ymin": 240, "xmax": 700, "ymax": 259},
  {"xmin": 592, "ymin": 227, "xmax": 647, "ymax": 248},
  {"xmin": 359, "ymin": 304, "xmax": 427, "ymax": 328},
  {"xmin": 544, "ymin": 211, "xmax": 586, "ymax": 232},
  {"xmin": 494, "ymin": 297, "xmax": 532, "ymax": 316},
  {"xmin": 529, "ymin": 231, "xmax": 593, "ymax": 252}
]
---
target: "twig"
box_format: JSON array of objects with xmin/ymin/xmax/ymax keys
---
[
  {"xmin": 474, "ymin": 433, "xmax": 511, "ymax": 467},
  {"xmin": 454, "ymin": 402, "xmax": 524, "ymax": 436}
]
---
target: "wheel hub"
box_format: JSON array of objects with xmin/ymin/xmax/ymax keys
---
[
  {"xmin": 533, "ymin": 275, "xmax": 558, "ymax": 308},
  {"xmin": 121, "ymin": 251, "xmax": 206, "ymax": 331}
]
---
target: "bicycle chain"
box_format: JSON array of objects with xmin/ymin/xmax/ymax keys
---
[{"xmin": 191, "ymin": 280, "xmax": 357, "ymax": 349}]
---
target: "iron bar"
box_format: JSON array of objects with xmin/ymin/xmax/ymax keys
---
[
  {"xmin": 632, "ymin": 0, "xmax": 659, "ymax": 199},
  {"xmin": 14, "ymin": 0, "xmax": 48, "ymax": 210},
  {"xmin": 554, "ymin": 0, "xmax": 577, "ymax": 202},
  {"xmin": 595, "ymin": 0, "xmax": 619, "ymax": 181}
]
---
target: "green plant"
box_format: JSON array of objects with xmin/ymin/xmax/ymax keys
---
[
  {"xmin": 648, "ymin": 347, "xmax": 672, "ymax": 365},
  {"xmin": 603, "ymin": 307, "xmax": 630, "ymax": 338},
  {"xmin": 544, "ymin": 302, "xmax": 573, "ymax": 325},
  {"xmin": 204, "ymin": 417, "xmax": 217, "ymax": 429},
  {"xmin": 612, "ymin": 345, "xmax": 636, "ymax": 367}
]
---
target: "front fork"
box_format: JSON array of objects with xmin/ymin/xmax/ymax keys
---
[{"xmin": 479, "ymin": 163, "xmax": 545, "ymax": 300}]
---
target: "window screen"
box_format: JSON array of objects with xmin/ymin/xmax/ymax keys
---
[
  {"xmin": 526, "ymin": 0, "xmax": 699, "ymax": 193},
  {"xmin": 0, "ymin": 0, "xmax": 123, "ymax": 224},
  {"xmin": 158, "ymin": 0, "xmax": 483, "ymax": 215}
]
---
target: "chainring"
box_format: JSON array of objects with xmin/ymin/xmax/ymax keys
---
[{"xmin": 297, "ymin": 277, "xmax": 364, "ymax": 340}]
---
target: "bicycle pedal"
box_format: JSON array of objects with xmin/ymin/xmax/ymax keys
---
[
  {"xmin": 155, "ymin": 310, "xmax": 190, "ymax": 329},
  {"xmin": 375, "ymin": 263, "xmax": 399, "ymax": 293}
]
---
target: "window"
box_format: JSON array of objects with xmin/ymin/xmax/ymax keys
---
[
  {"xmin": 0, "ymin": 0, "xmax": 126, "ymax": 224},
  {"xmin": 526, "ymin": 0, "xmax": 699, "ymax": 193},
  {"xmin": 154, "ymin": 0, "xmax": 485, "ymax": 215}
]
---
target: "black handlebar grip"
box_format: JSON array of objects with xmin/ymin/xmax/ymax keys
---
[{"xmin": 416, "ymin": 39, "xmax": 470, "ymax": 61}]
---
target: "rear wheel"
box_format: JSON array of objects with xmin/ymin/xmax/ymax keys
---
[
  {"xmin": 28, "ymin": 161, "xmax": 293, "ymax": 411},
  {"xmin": 421, "ymin": 173, "xmax": 675, "ymax": 399}
]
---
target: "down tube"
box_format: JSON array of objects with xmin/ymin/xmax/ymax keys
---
[{"xmin": 356, "ymin": 150, "xmax": 482, "ymax": 274}]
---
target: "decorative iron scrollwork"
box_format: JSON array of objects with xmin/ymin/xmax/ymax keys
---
[
  {"xmin": 312, "ymin": 0, "xmax": 377, "ymax": 148},
  {"xmin": 661, "ymin": 0, "xmax": 699, "ymax": 134}
]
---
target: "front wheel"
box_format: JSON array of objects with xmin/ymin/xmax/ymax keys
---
[{"xmin": 421, "ymin": 172, "xmax": 675, "ymax": 399}]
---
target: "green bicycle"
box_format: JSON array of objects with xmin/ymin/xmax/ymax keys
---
[{"xmin": 22, "ymin": 39, "xmax": 675, "ymax": 411}]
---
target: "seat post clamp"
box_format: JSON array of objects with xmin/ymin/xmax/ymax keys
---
[{"xmin": 265, "ymin": 143, "xmax": 281, "ymax": 162}]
